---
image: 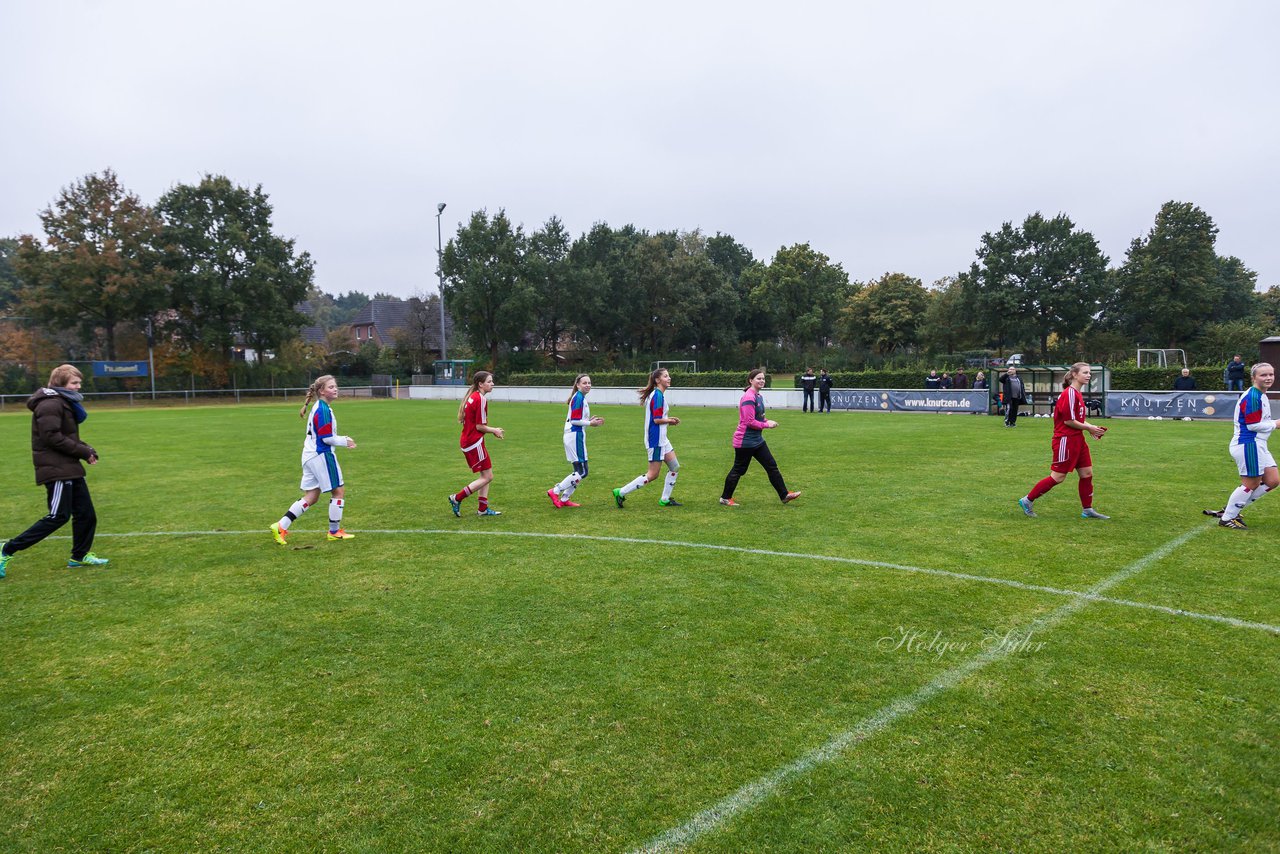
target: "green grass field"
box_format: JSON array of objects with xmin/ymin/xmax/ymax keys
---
[{"xmin": 1, "ymin": 397, "xmax": 1276, "ymax": 852}]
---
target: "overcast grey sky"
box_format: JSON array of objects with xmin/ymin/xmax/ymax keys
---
[{"xmin": 3, "ymin": 0, "xmax": 1277, "ymax": 300}]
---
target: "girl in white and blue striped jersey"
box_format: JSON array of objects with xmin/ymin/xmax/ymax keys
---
[
  {"xmin": 612, "ymin": 368, "xmax": 682, "ymax": 508},
  {"xmin": 547, "ymin": 374, "xmax": 605, "ymax": 508},
  {"xmin": 271, "ymin": 375, "xmax": 357, "ymax": 544}
]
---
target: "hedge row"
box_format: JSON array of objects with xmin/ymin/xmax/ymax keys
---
[
  {"xmin": 797, "ymin": 365, "xmax": 1230, "ymax": 391},
  {"xmin": 503, "ymin": 366, "xmax": 1230, "ymax": 392},
  {"xmin": 1105, "ymin": 365, "xmax": 1224, "ymax": 391},
  {"xmin": 504, "ymin": 370, "xmax": 763, "ymax": 389}
]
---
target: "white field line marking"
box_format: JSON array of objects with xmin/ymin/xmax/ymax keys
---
[
  {"xmin": 75, "ymin": 527, "xmax": 1279, "ymax": 635},
  {"xmin": 632, "ymin": 525, "xmax": 1208, "ymax": 854}
]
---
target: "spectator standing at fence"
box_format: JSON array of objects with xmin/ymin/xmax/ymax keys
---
[
  {"xmin": 1226, "ymin": 355, "xmax": 1247, "ymax": 391},
  {"xmin": 547, "ymin": 374, "xmax": 604, "ymax": 508},
  {"xmin": 1211, "ymin": 363, "xmax": 1277, "ymax": 530},
  {"xmin": 1000, "ymin": 366, "xmax": 1026, "ymax": 427},
  {"xmin": 954, "ymin": 368, "xmax": 969, "ymax": 390},
  {"xmin": 448, "ymin": 370, "xmax": 505, "ymax": 517},
  {"xmin": 973, "ymin": 371, "xmax": 988, "ymax": 390},
  {"xmin": 0, "ymin": 364, "xmax": 108, "ymax": 578},
  {"xmin": 925, "ymin": 370, "xmax": 941, "ymax": 390},
  {"xmin": 800, "ymin": 368, "xmax": 817, "ymax": 412},
  {"xmin": 719, "ymin": 369, "xmax": 802, "ymax": 507},
  {"xmin": 1017, "ymin": 362, "xmax": 1110, "ymax": 520},
  {"xmin": 818, "ymin": 369, "xmax": 833, "ymax": 413},
  {"xmin": 272, "ymin": 374, "xmax": 358, "ymax": 544},
  {"xmin": 613, "ymin": 368, "xmax": 683, "ymax": 508},
  {"xmin": 940, "ymin": 372, "xmax": 953, "ymax": 390},
  {"xmin": 1174, "ymin": 368, "xmax": 1197, "ymax": 391}
]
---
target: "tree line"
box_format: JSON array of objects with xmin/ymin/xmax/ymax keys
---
[
  {"xmin": 443, "ymin": 204, "xmax": 1276, "ymax": 370},
  {"xmin": 3, "ymin": 169, "xmax": 1276, "ymax": 386},
  {"xmin": 0, "ymin": 170, "xmax": 313, "ymax": 383}
]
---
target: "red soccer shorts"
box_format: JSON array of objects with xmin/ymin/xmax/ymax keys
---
[
  {"xmin": 1050, "ymin": 434, "xmax": 1091, "ymax": 473},
  {"xmin": 463, "ymin": 441, "xmax": 492, "ymax": 473}
]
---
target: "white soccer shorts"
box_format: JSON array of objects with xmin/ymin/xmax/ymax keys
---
[{"xmin": 300, "ymin": 453, "xmax": 343, "ymax": 492}]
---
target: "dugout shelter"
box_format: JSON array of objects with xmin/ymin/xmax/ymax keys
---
[
  {"xmin": 991, "ymin": 364, "xmax": 1108, "ymax": 418},
  {"xmin": 432, "ymin": 359, "xmax": 474, "ymax": 386}
]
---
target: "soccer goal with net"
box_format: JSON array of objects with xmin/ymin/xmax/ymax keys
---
[{"xmin": 1136, "ymin": 349, "xmax": 1187, "ymax": 369}]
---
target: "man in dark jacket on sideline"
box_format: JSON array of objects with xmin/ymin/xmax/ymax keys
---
[
  {"xmin": 1225, "ymin": 355, "xmax": 1246, "ymax": 391},
  {"xmin": 1174, "ymin": 368, "xmax": 1197, "ymax": 390},
  {"xmin": 0, "ymin": 364, "xmax": 108, "ymax": 578},
  {"xmin": 818, "ymin": 369, "xmax": 833, "ymax": 412},
  {"xmin": 999, "ymin": 366, "xmax": 1026, "ymax": 427},
  {"xmin": 800, "ymin": 367, "xmax": 817, "ymax": 412}
]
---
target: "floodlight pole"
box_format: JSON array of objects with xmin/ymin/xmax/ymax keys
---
[
  {"xmin": 436, "ymin": 202, "xmax": 448, "ymax": 363},
  {"xmin": 145, "ymin": 316, "xmax": 156, "ymax": 400}
]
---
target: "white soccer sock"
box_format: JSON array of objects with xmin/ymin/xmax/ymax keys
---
[
  {"xmin": 661, "ymin": 470, "xmax": 678, "ymax": 501},
  {"xmin": 620, "ymin": 475, "xmax": 648, "ymax": 496},
  {"xmin": 329, "ymin": 498, "xmax": 344, "ymax": 532},
  {"xmin": 1244, "ymin": 483, "xmax": 1272, "ymax": 508},
  {"xmin": 1222, "ymin": 486, "xmax": 1252, "ymax": 521},
  {"xmin": 278, "ymin": 499, "xmax": 309, "ymax": 531},
  {"xmin": 557, "ymin": 472, "xmax": 582, "ymax": 499}
]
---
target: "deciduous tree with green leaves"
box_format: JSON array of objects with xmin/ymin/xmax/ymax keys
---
[
  {"xmin": 749, "ymin": 243, "xmax": 850, "ymax": 350},
  {"xmin": 156, "ymin": 175, "xmax": 312, "ymax": 361},
  {"xmin": 1209, "ymin": 255, "xmax": 1260, "ymax": 324},
  {"xmin": 525, "ymin": 216, "xmax": 578, "ymax": 362},
  {"xmin": 918, "ymin": 275, "xmax": 981, "ymax": 355},
  {"xmin": 966, "ymin": 212, "xmax": 1108, "ymax": 356},
  {"xmin": 838, "ymin": 272, "xmax": 926, "ymax": 355},
  {"xmin": 441, "ymin": 209, "xmax": 534, "ymax": 369},
  {"xmin": 15, "ymin": 170, "xmax": 169, "ymax": 359},
  {"xmin": 566, "ymin": 222, "xmax": 645, "ymax": 355},
  {"xmin": 0, "ymin": 237, "xmax": 22, "ymax": 313},
  {"xmin": 1105, "ymin": 201, "xmax": 1220, "ymax": 347}
]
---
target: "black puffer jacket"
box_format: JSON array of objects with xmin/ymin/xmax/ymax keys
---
[{"xmin": 26, "ymin": 388, "xmax": 96, "ymax": 485}]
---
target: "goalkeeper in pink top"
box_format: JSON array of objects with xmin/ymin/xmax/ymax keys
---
[{"xmin": 719, "ymin": 368, "xmax": 801, "ymax": 506}]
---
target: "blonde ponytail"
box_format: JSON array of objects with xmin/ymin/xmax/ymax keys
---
[{"xmin": 300, "ymin": 375, "xmax": 335, "ymax": 418}]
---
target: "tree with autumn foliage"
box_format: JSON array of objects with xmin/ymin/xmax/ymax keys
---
[{"xmin": 14, "ymin": 170, "xmax": 169, "ymax": 359}]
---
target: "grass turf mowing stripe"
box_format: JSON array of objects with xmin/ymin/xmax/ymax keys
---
[
  {"xmin": 631, "ymin": 524, "xmax": 1209, "ymax": 853},
  {"xmin": 67, "ymin": 526, "xmax": 1278, "ymax": 636}
]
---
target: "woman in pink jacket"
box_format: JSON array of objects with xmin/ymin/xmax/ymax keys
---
[{"xmin": 719, "ymin": 368, "xmax": 802, "ymax": 506}]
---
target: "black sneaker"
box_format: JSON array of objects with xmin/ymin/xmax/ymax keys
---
[{"xmin": 1219, "ymin": 517, "xmax": 1247, "ymax": 530}]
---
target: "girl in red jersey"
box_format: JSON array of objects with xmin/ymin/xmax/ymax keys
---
[
  {"xmin": 448, "ymin": 371, "xmax": 506, "ymax": 517},
  {"xmin": 1018, "ymin": 362, "xmax": 1109, "ymax": 519}
]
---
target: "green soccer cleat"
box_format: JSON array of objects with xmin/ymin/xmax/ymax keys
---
[
  {"xmin": 1081, "ymin": 508, "xmax": 1110, "ymax": 520},
  {"xmin": 0, "ymin": 549, "xmax": 10, "ymax": 578},
  {"xmin": 68, "ymin": 553, "xmax": 109, "ymax": 567},
  {"xmin": 1018, "ymin": 497, "xmax": 1037, "ymax": 518},
  {"xmin": 613, "ymin": 488, "xmax": 626, "ymax": 508},
  {"xmin": 270, "ymin": 522, "xmax": 289, "ymax": 545},
  {"xmin": 658, "ymin": 498, "xmax": 683, "ymax": 507}
]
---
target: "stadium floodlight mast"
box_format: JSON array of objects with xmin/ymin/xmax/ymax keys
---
[{"xmin": 435, "ymin": 202, "xmax": 448, "ymax": 363}]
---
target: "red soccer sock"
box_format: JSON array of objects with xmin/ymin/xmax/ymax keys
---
[
  {"xmin": 478, "ymin": 496, "xmax": 489, "ymax": 512},
  {"xmin": 1027, "ymin": 476, "xmax": 1058, "ymax": 502},
  {"xmin": 1078, "ymin": 476, "xmax": 1094, "ymax": 509},
  {"xmin": 454, "ymin": 485, "xmax": 474, "ymax": 502}
]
